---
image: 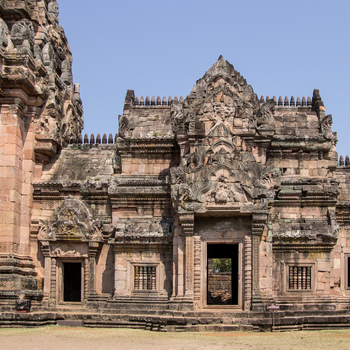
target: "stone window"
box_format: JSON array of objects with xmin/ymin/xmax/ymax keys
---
[
  {"xmin": 288, "ymin": 266, "xmax": 312, "ymax": 290},
  {"xmin": 134, "ymin": 266, "xmax": 156, "ymax": 290}
]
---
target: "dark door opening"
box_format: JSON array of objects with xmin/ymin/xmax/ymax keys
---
[
  {"xmin": 207, "ymin": 244, "xmax": 238, "ymax": 305},
  {"xmin": 63, "ymin": 262, "xmax": 81, "ymax": 302}
]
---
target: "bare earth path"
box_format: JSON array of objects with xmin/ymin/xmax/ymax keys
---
[{"xmin": 0, "ymin": 326, "xmax": 350, "ymax": 350}]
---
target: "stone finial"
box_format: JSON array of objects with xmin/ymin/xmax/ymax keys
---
[
  {"xmin": 156, "ymin": 96, "xmax": 161, "ymax": 106},
  {"xmin": 168, "ymin": 96, "xmax": 172, "ymax": 105},
  {"xmin": 266, "ymin": 95, "xmax": 270, "ymax": 101},
  {"xmin": 78, "ymin": 134, "xmax": 82, "ymax": 144},
  {"xmin": 151, "ymin": 96, "xmax": 155, "ymax": 106},
  {"xmin": 174, "ymin": 96, "xmax": 178, "ymax": 102},
  {"xmin": 290, "ymin": 96, "xmax": 295, "ymax": 106},
  {"xmin": 307, "ymin": 96, "xmax": 312, "ymax": 106},
  {"xmin": 90, "ymin": 134, "xmax": 95, "ymax": 144},
  {"xmin": 162, "ymin": 96, "xmax": 167, "ymax": 106},
  {"xmin": 74, "ymin": 83, "xmax": 80, "ymax": 94},
  {"xmin": 296, "ymin": 96, "xmax": 301, "ymax": 106},
  {"xmin": 102, "ymin": 134, "xmax": 107, "ymax": 144},
  {"xmin": 134, "ymin": 96, "xmax": 139, "ymax": 106},
  {"xmin": 140, "ymin": 96, "xmax": 144, "ymax": 106},
  {"xmin": 284, "ymin": 96, "xmax": 289, "ymax": 106},
  {"xmin": 278, "ymin": 96, "xmax": 283, "ymax": 106},
  {"xmin": 179, "ymin": 96, "xmax": 184, "ymax": 102},
  {"xmin": 108, "ymin": 133, "xmax": 113, "ymax": 144},
  {"xmin": 312, "ymin": 89, "xmax": 324, "ymax": 111},
  {"xmin": 339, "ymin": 155, "xmax": 344, "ymax": 166},
  {"xmin": 84, "ymin": 134, "xmax": 89, "ymax": 144},
  {"xmin": 145, "ymin": 96, "xmax": 150, "ymax": 106},
  {"xmin": 114, "ymin": 133, "xmax": 118, "ymax": 143},
  {"xmin": 346, "ymin": 155, "xmax": 350, "ymax": 166},
  {"xmin": 96, "ymin": 133, "xmax": 101, "ymax": 144},
  {"xmin": 302, "ymin": 96, "xmax": 306, "ymax": 106},
  {"xmin": 260, "ymin": 95, "xmax": 264, "ymax": 103}
]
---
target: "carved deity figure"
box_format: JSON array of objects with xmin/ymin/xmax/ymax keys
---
[{"xmin": 10, "ymin": 19, "xmax": 34, "ymax": 52}]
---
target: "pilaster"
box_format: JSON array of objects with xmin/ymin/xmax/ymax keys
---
[{"xmin": 251, "ymin": 211, "xmax": 268, "ymax": 311}]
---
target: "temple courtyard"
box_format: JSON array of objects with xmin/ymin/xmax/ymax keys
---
[{"xmin": 0, "ymin": 326, "xmax": 350, "ymax": 350}]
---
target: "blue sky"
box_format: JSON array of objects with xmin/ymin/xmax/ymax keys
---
[{"xmin": 58, "ymin": 0, "xmax": 350, "ymax": 158}]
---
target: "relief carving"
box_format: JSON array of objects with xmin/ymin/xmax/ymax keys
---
[
  {"xmin": 119, "ymin": 116, "xmax": 130, "ymax": 138},
  {"xmin": 10, "ymin": 19, "xmax": 34, "ymax": 54},
  {"xmin": 37, "ymin": 197, "xmax": 103, "ymax": 242},
  {"xmin": 170, "ymin": 57, "xmax": 279, "ymax": 214},
  {"xmin": 321, "ymin": 114, "xmax": 335, "ymax": 141},
  {"xmin": 51, "ymin": 248, "xmax": 81, "ymax": 257},
  {"xmin": 109, "ymin": 218, "xmax": 173, "ymax": 240}
]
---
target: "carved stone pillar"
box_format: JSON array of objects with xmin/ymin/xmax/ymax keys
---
[
  {"xmin": 49, "ymin": 257, "xmax": 56, "ymax": 307},
  {"xmin": 172, "ymin": 219, "xmax": 179, "ymax": 298},
  {"xmin": 40, "ymin": 243, "xmax": 51, "ymax": 306},
  {"xmin": 84, "ymin": 258, "xmax": 89, "ymax": 301},
  {"xmin": 251, "ymin": 211, "xmax": 268, "ymax": 311},
  {"xmin": 185, "ymin": 235, "xmax": 194, "ymax": 298},
  {"xmin": 88, "ymin": 242, "xmax": 100, "ymax": 300},
  {"xmin": 193, "ymin": 236, "xmax": 201, "ymax": 309},
  {"xmin": 244, "ymin": 235, "xmax": 252, "ymax": 310},
  {"xmin": 179, "ymin": 213, "xmax": 194, "ymax": 300}
]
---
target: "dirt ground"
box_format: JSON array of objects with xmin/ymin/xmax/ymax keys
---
[{"xmin": 1, "ymin": 326, "xmax": 350, "ymax": 350}]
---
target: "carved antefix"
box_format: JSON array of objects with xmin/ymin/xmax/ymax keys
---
[{"xmin": 170, "ymin": 56, "xmax": 280, "ymax": 214}]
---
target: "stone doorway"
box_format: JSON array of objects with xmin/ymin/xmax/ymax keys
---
[
  {"xmin": 63, "ymin": 262, "xmax": 82, "ymax": 302},
  {"xmin": 207, "ymin": 244, "xmax": 239, "ymax": 305}
]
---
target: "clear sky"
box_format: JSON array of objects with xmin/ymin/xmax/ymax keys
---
[{"xmin": 58, "ymin": 0, "xmax": 350, "ymax": 159}]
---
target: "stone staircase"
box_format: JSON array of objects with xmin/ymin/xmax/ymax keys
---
[{"xmin": 1, "ymin": 307, "xmax": 350, "ymax": 331}]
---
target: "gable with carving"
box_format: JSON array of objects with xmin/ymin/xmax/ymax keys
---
[
  {"xmin": 38, "ymin": 197, "xmax": 103, "ymax": 242},
  {"xmin": 170, "ymin": 56, "xmax": 280, "ymax": 214}
]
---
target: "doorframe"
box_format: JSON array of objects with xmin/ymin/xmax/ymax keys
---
[
  {"xmin": 57, "ymin": 259, "xmax": 84, "ymax": 304},
  {"xmin": 203, "ymin": 240, "xmax": 243, "ymax": 309}
]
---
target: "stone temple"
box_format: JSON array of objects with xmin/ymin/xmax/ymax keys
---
[{"xmin": 1, "ymin": 0, "xmax": 350, "ymax": 331}]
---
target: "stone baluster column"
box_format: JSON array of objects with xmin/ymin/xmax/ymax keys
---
[
  {"xmin": 251, "ymin": 211, "xmax": 268, "ymax": 311},
  {"xmin": 88, "ymin": 242, "xmax": 100, "ymax": 300},
  {"xmin": 84, "ymin": 258, "xmax": 89, "ymax": 301},
  {"xmin": 49, "ymin": 257, "xmax": 56, "ymax": 307},
  {"xmin": 244, "ymin": 235, "xmax": 252, "ymax": 310}
]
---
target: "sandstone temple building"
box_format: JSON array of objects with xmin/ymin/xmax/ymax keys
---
[{"xmin": 1, "ymin": 0, "xmax": 350, "ymax": 330}]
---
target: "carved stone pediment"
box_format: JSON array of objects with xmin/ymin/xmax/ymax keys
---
[
  {"xmin": 170, "ymin": 56, "xmax": 276, "ymax": 138},
  {"xmin": 38, "ymin": 197, "xmax": 103, "ymax": 242},
  {"xmin": 169, "ymin": 57, "xmax": 280, "ymax": 214}
]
